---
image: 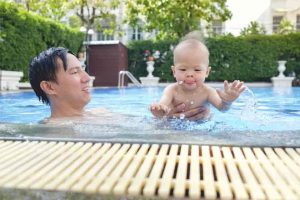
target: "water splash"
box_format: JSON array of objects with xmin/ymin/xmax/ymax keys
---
[
  {"xmin": 240, "ymin": 86, "xmax": 257, "ymax": 120},
  {"xmin": 239, "ymin": 86, "xmax": 270, "ymax": 129},
  {"xmin": 179, "ymin": 114, "xmax": 185, "ymax": 119}
]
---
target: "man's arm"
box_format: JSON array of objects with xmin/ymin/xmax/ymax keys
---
[{"xmin": 167, "ymin": 104, "xmax": 210, "ymax": 120}]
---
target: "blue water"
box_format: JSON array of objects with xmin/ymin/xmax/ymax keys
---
[{"xmin": 0, "ymin": 86, "xmax": 299, "ymax": 146}]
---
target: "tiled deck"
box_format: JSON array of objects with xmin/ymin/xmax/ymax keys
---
[{"xmin": 0, "ymin": 140, "xmax": 299, "ymax": 199}]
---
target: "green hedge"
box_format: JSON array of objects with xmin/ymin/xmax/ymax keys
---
[
  {"xmin": 0, "ymin": 2, "xmax": 84, "ymax": 81},
  {"xmin": 128, "ymin": 33, "xmax": 300, "ymax": 82}
]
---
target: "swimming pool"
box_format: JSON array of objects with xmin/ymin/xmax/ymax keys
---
[{"xmin": 0, "ymin": 86, "xmax": 299, "ymax": 146}]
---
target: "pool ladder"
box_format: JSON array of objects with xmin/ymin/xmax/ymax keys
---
[{"xmin": 118, "ymin": 71, "xmax": 142, "ymax": 88}]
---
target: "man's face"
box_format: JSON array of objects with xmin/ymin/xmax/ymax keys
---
[{"xmin": 52, "ymin": 53, "xmax": 91, "ymax": 108}]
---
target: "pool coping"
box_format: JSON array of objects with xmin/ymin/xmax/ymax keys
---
[
  {"xmin": 0, "ymin": 139, "xmax": 299, "ymax": 199},
  {"xmin": 1, "ymin": 136, "xmax": 299, "ymax": 148}
]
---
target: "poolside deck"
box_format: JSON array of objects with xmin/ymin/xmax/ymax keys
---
[{"xmin": 0, "ymin": 139, "xmax": 299, "ymax": 199}]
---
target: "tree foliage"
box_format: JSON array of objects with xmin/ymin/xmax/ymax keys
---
[
  {"xmin": 1, "ymin": 1, "xmax": 83, "ymax": 80},
  {"xmin": 9, "ymin": 0, "xmax": 69, "ymax": 21},
  {"xmin": 9, "ymin": 0, "xmax": 121, "ymax": 37},
  {"xmin": 68, "ymin": 0, "xmax": 120, "ymax": 37},
  {"xmin": 125, "ymin": 0, "xmax": 232, "ymax": 39},
  {"xmin": 278, "ymin": 18, "xmax": 295, "ymax": 35},
  {"xmin": 240, "ymin": 21, "xmax": 266, "ymax": 36}
]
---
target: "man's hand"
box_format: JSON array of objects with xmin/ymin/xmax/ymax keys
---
[
  {"xmin": 167, "ymin": 103, "xmax": 210, "ymax": 120},
  {"xmin": 217, "ymin": 80, "xmax": 246, "ymax": 103}
]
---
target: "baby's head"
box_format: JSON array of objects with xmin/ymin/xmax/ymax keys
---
[
  {"xmin": 173, "ymin": 31, "xmax": 209, "ymax": 68},
  {"xmin": 173, "ymin": 39, "xmax": 209, "ymax": 67},
  {"xmin": 172, "ymin": 31, "xmax": 211, "ymax": 89}
]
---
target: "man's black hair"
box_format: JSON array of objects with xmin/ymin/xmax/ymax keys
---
[{"xmin": 29, "ymin": 47, "xmax": 71, "ymax": 105}]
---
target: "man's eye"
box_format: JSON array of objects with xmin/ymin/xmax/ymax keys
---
[{"xmin": 70, "ymin": 70, "xmax": 78, "ymax": 74}]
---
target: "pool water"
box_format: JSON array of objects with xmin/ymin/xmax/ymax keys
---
[{"xmin": 0, "ymin": 86, "xmax": 299, "ymax": 146}]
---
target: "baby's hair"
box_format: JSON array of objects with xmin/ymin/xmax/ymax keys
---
[
  {"xmin": 180, "ymin": 30, "xmax": 205, "ymax": 43},
  {"xmin": 173, "ymin": 30, "xmax": 209, "ymax": 64}
]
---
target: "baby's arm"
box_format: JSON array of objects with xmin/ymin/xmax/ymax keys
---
[
  {"xmin": 150, "ymin": 85, "xmax": 174, "ymax": 117},
  {"xmin": 208, "ymin": 80, "xmax": 245, "ymax": 111}
]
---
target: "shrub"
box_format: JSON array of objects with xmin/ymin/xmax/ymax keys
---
[
  {"xmin": 0, "ymin": 2, "xmax": 84, "ymax": 81},
  {"xmin": 128, "ymin": 33, "xmax": 300, "ymax": 82}
]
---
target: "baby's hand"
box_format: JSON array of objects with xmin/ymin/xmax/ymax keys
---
[
  {"xmin": 217, "ymin": 80, "xmax": 246, "ymax": 103},
  {"xmin": 150, "ymin": 103, "xmax": 170, "ymax": 118}
]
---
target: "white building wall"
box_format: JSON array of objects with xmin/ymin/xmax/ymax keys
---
[
  {"xmin": 225, "ymin": 0, "xmax": 300, "ymax": 35},
  {"xmin": 225, "ymin": 0, "xmax": 272, "ymax": 35}
]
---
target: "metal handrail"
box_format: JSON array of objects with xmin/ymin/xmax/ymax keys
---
[{"xmin": 118, "ymin": 70, "xmax": 142, "ymax": 88}]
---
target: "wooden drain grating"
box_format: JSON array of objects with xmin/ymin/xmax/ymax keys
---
[{"xmin": 0, "ymin": 140, "xmax": 299, "ymax": 199}]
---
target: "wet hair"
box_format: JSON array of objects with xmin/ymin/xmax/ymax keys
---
[{"xmin": 29, "ymin": 47, "xmax": 70, "ymax": 105}]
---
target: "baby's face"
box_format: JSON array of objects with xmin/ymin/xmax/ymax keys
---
[{"xmin": 173, "ymin": 48, "xmax": 210, "ymax": 90}]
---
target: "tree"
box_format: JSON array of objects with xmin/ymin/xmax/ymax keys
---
[
  {"xmin": 68, "ymin": 0, "xmax": 120, "ymax": 40},
  {"xmin": 240, "ymin": 21, "xmax": 266, "ymax": 36},
  {"xmin": 10, "ymin": 0, "xmax": 121, "ymax": 38},
  {"xmin": 10, "ymin": 0, "xmax": 69, "ymax": 21},
  {"xmin": 125, "ymin": 0, "xmax": 232, "ymax": 39},
  {"xmin": 278, "ymin": 18, "xmax": 295, "ymax": 35}
]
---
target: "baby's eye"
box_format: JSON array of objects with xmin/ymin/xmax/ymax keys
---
[
  {"xmin": 195, "ymin": 69, "xmax": 202, "ymax": 72},
  {"xmin": 179, "ymin": 69, "xmax": 186, "ymax": 71}
]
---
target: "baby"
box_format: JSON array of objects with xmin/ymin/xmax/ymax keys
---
[{"xmin": 150, "ymin": 35, "xmax": 245, "ymax": 119}]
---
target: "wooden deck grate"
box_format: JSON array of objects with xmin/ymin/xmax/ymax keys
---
[{"xmin": 0, "ymin": 140, "xmax": 299, "ymax": 199}]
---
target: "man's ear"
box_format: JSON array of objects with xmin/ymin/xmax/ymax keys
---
[
  {"xmin": 206, "ymin": 66, "xmax": 211, "ymax": 77},
  {"xmin": 40, "ymin": 81, "xmax": 56, "ymax": 95}
]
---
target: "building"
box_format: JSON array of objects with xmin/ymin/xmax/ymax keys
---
[
  {"xmin": 87, "ymin": 0, "xmax": 300, "ymax": 44},
  {"xmin": 224, "ymin": 0, "xmax": 300, "ymax": 35}
]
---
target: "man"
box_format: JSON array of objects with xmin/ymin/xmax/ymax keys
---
[
  {"xmin": 29, "ymin": 47, "xmax": 91, "ymax": 120},
  {"xmin": 29, "ymin": 47, "xmax": 208, "ymax": 122}
]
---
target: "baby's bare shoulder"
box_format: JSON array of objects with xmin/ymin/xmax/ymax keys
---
[
  {"xmin": 164, "ymin": 83, "xmax": 178, "ymax": 93},
  {"xmin": 195, "ymin": 85, "xmax": 217, "ymax": 98},
  {"xmin": 165, "ymin": 83, "xmax": 178, "ymax": 90},
  {"xmin": 203, "ymin": 84, "xmax": 216, "ymax": 92}
]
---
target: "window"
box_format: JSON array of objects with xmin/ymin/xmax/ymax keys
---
[
  {"xmin": 131, "ymin": 26, "xmax": 143, "ymax": 40},
  {"xmin": 88, "ymin": 34, "xmax": 93, "ymax": 42},
  {"xmin": 128, "ymin": 19, "xmax": 145, "ymax": 41},
  {"xmin": 97, "ymin": 30, "xmax": 114, "ymax": 41},
  {"xmin": 273, "ymin": 16, "xmax": 283, "ymax": 33},
  {"xmin": 297, "ymin": 15, "xmax": 300, "ymax": 32},
  {"xmin": 95, "ymin": 17, "xmax": 115, "ymax": 41},
  {"xmin": 212, "ymin": 20, "xmax": 223, "ymax": 35}
]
